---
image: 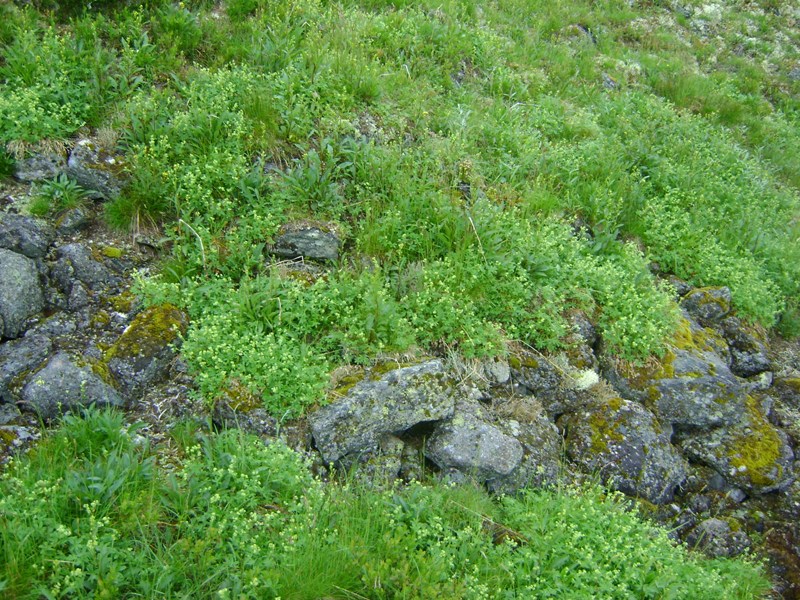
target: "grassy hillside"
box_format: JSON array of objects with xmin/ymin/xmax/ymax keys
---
[{"xmin": 1, "ymin": 0, "xmax": 798, "ymax": 416}]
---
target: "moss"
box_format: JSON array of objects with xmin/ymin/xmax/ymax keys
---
[
  {"xmin": 588, "ymin": 399, "xmax": 626, "ymax": 454},
  {"xmin": 726, "ymin": 395, "xmax": 783, "ymax": 487},
  {"xmin": 332, "ymin": 372, "xmax": 366, "ymax": 396},
  {"xmin": 218, "ymin": 380, "xmax": 262, "ymax": 413},
  {"xmin": 105, "ymin": 304, "xmax": 188, "ymax": 361},
  {"xmin": 0, "ymin": 428, "xmax": 19, "ymax": 446},
  {"xmin": 91, "ymin": 310, "xmax": 111, "ymax": 328},
  {"xmin": 101, "ymin": 246, "xmax": 124, "ymax": 259},
  {"xmin": 370, "ymin": 360, "xmax": 414, "ymax": 378},
  {"xmin": 781, "ymin": 378, "xmax": 800, "ymax": 394},
  {"xmin": 686, "ymin": 287, "xmax": 731, "ymax": 313},
  {"xmin": 88, "ymin": 358, "xmax": 116, "ymax": 386},
  {"xmin": 108, "ymin": 291, "xmax": 136, "ymax": 313}
]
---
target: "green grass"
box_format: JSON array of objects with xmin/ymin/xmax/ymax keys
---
[
  {"xmin": 0, "ymin": 408, "xmax": 771, "ymax": 598},
  {"xmin": 3, "ymin": 0, "xmax": 798, "ymax": 418}
]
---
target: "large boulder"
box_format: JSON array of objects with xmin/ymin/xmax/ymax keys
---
[
  {"xmin": 0, "ymin": 214, "xmax": 53, "ymax": 258},
  {"xmin": 678, "ymin": 395, "xmax": 794, "ymax": 494},
  {"xmin": 0, "ymin": 249, "xmax": 45, "ymax": 339},
  {"xmin": 14, "ymin": 151, "xmax": 66, "ymax": 182},
  {"xmin": 560, "ymin": 396, "xmax": 688, "ymax": 504},
  {"xmin": 309, "ymin": 360, "xmax": 456, "ymax": 464},
  {"xmin": 20, "ymin": 353, "xmax": 124, "ymax": 421},
  {"xmin": 66, "ymin": 138, "xmax": 127, "ymax": 200},
  {"xmin": 426, "ymin": 408, "xmax": 524, "ymax": 486},
  {"xmin": 104, "ymin": 304, "xmax": 188, "ymax": 398},
  {"xmin": 0, "ymin": 333, "xmax": 52, "ymax": 403},
  {"xmin": 603, "ymin": 316, "xmax": 746, "ymax": 431},
  {"xmin": 271, "ymin": 224, "xmax": 340, "ymax": 262}
]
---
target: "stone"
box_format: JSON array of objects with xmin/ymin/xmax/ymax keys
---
[
  {"xmin": 0, "ymin": 213, "xmax": 53, "ymax": 258},
  {"xmin": 51, "ymin": 243, "xmax": 118, "ymax": 292},
  {"xmin": 510, "ymin": 353, "xmax": 579, "ymax": 418},
  {"xmin": 66, "ymin": 138, "xmax": 127, "ymax": 200},
  {"xmin": 0, "ymin": 403, "xmax": 22, "ymax": 425},
  {"xmin": 0, "ymin": 333, "xmax": 52, "ymax": 403},
  {"xmin": 0, "ymin": 249, "xmax": 45, "ymax": 339},
  {"xmin": 680, "ymin": 286, "xmax": 732, "ymax": 325},
  {"xmin": 678, "ymin": 395, "xmax": 795, "ymax": 494},
  {"xmin": 20, "ymin": 353, "xmax": 124, "ymax": 421},
  {"xmin": 686, "ymin": 518, "xmax": 751, "ymax": 559},
  {"xmin": 664, "ymin": 275, "xmax": 692, "ymax": 298},
  {"xmin": 718, "ymin": 317, "xmax": 771, "ymax": 378},
  {"xmin": 271, "ymin": 224, "xmax": 340, "ymax": 262},
  {"xmin": 55, "ymin": 206, "xmax": 93, "ymax": 236},
  {"xmin": 490, "ymin": 413, "xmax": 562, "ymax": 493},
  {"xmin": 603, "ymin": 316, "xmax": 746, "ymax": 431},
  {"xmin": 105, "ymin": 304, "xmax": 188, "ymax": 398},
  {"xmin": 212, "ymin": 381, "xmax": 277, "ymax": 438},
  {"xmin": 426, "ymin": 410, "xmax": 524, "ymax": 485},
  {"xmin": 560, "ymin": 396, "xmax": 687, "ymax": 504},
  {"xmin": 67, "ymin": 282, "xmax": 90, "ymax": 311},
  {"xmin": 14, "ymin": 152, "xmax": 66, "ymax": 182},
  {"xmin": 309, "ymin": 360, "xmax": 456, "ymax": 464},
  {"xmin": 483, "ymin": 358, "xmax": 510, "ymax": 385}
]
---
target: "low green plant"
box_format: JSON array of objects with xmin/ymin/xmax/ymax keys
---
[{"xmin": 28, "ymin": 174, "xmax": 89, "ymax": 216}]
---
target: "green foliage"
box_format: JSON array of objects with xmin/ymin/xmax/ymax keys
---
[
  {"xmin": 28, "ymin": 174, "xmax": 88, "ymax": 216},
  {"xmin": 0, "ymin": 411, "xmax": 771, "ymax": 598}
]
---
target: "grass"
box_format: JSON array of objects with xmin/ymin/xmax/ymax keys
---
[{"xmin": 0, "ymin": 407, "xmax": 772, "ymax": 599}]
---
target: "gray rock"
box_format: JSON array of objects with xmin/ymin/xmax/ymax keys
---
[
  {"xmin": 426, "ymin": 411, "xmax": 524, "ymax": 484},
  {"xmin": 271, "ymin": 225, "xmax": 340, "ymax": 262},
  {"xmin": 0, "ymin": 333, "xmax": 52, "ymax": 403},
  {"xmin": 66, "ymin": 138, "xmax": 127, "ymax": 200},
  {"xmin": 0, "ymin": 249, "xmax": 45, "ymax": 339},
  {"xmin": 678, "ymin": 396, "xmax": 795, "ymax": 494},
  {"xmin": 490, "ymin": 413, "xmax": 562, "ymax": 493},
  {"xmin": 20, "ymin": 353, "xmax": 124, "ymax": 421},
  {"xmin": 51, "ymin": 243, "xmax": 117, "ymax": 292},
  {"xmin": 561, "ymin": 397, "xmax": 687, "ymax": 504},
  {"xmin": 0, "ymin": 214, "xmax": 54, "ymax": 258},
  {"xmin": 14, "ymin": 152, "xmax": 66, "ymax": 182},
  {"xmin": 105, "ymin": 304, "xmax": 188, "ymax": 398},
  {"xmin": 687, "ymin": 518, "xmax": 751, "ymax": 558},
  {"xmin": 483, "ymin": 358, "xmax": 510, "ymax": 385},
  {"xmin": 604, "ymin": 315, "xmax": 745, "ymax": 430},
  {"xmin": 67, "ymin": 282, "xmax": 90, "ymax": 311},
  {"xmin": 0, "ymin": 403, "xmax": 22, "ymax": 425},
  {"xmin": 55, "ymin": 206, "xmax": 92, "ymax": 236},
  {"xmin": 680, "ymin": 287, "xmax": 732, "ymax": 325},
  {"xmin": 511, "ymin": 353, "xmax": 579, "ymax": 418},
  {"xmin": 718, "ymin": 317, "xmax": 771, "ymax": 377},
  {"xmin": 309, "ymin": 360, "xmax": 456, "ymax": 464}
]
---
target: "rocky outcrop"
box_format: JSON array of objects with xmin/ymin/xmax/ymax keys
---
[
  {"xmin": 0, "ymin": 249, "xmax": 45, "ymax": 339},
  {"xmin": 271, "ymin": 224, "xmax": 341, "ymax": 262},
  {"xmin": 560, "ymin": 396, "xmax": 687, "ymax": 504},
  {"xmin": 309, "ymin": 360, "xmax": 456, "ymax": 464},
  {"xmin": 718, "ymin": 317, "xmax": 771, "ymax": 378},
  {"xmin": 0, "ymin": 334, "xmax": 52, "ymax": 403},
  {"xmin": 51, "ymin": 243, "xmax": 119, "ymax": 293},
  {"xmin": 20, "ymin": 352, "xmax": 124, "ymax": 421},
  {"xmin": 680, "ymin": 286, "xmax": 732, "ymax": 326},
  {"xmin": 66, "ymin": 138, "xmax": 127, "ymax": 200},
  {"xmin": 14, "ymin": 151, "xmax": 66, "ymax": 183}
]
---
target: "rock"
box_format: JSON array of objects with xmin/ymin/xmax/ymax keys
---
[
  {"xmin": 51, "ymin": 243, "xmax": 118, "ymax": 292},
  {"xmin": 426, "ymin": 409, "xmax": 524, "ymax": 486},
  {"xmin": 603, "ymin": 316, "xmax": 745, "ymax": 431},
  {"xmin": 0, "ymin": 249, "xmax": 45, "ymax": 339},
  {"xmin": 680, "ymin": 286, "xmax": 732, "ymax": 325},
  {"xmin": 67, "ymin": 282, "xmax": 90, "ymax": 311},
  {"xmin": 14, "ymin": 151, "xmax": 66, "ymax": 182},
  {"xmin": 0, "ymin": 333, "xmax": 52, "ymax": 403},
  {"xmin": 510, "ymin": 353, "xmax": 579, "ymax": 418},
  {"xmin": 66, "ymin": 138, "xmax": 127, "ymax": 200},
  {"xmin": 271, "ymin": 224, "xmax": 340, "ymax": 262},
  {"xmin": 490, "ymin": 413, "xmax": 562, "ymax": 493},
  {"xmin": 0, "ymin": 213, "xmax": 53, "ymax": 258},
  {"xmin": 483, "ymin": 358, "xmax": 510, "ymax": 385},
  {"xmin": 105, "ymin": 304, "xmax": 189, "ymax": 398},
  {"xmin": 20, "ymin": 353, "xmax": 124, "ymax": 421},
  {"xmin": 352, "ymin": 434, "xmax": 406, "ymax": 484},
  {"xmin": 55, "ymin": 206, "xmax": 92, "ymax": 236},
  {"xmin": 686, "ymin": 518, "xmax": 751, "ymax": 558},
  {"xmin": 718, "ymin": 317, "xmax": 771, "ymax": 378},
  {"xmin": 560, "ymin": 396, "xmax": 687, "ymax": 504},
  {"xmin": 212, "ymin": 381, "xmax": 277, "ymax": 438},
  {"xmin": 309, "ymin": 360, "xmax": 456, "ymax": 464},
  {"xmin": 678, "ymin": 395, "xmax": 795, "ymax": 494}
]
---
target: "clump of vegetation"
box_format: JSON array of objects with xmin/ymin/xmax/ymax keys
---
[{"xmin": 0, "ymin": 408, "xmax": 771, "ymax": 598}]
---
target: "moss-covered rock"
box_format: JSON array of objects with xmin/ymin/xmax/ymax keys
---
[
  {"xmin": 678, "ymin": 395, "xmax": 795, "ymax": 493},
  {"xmin": 680, "ymin": 286, "xmax": 732, "ymax": 325},
  {"xmin": 104, "ymin": 303, "xmax": 188, "ymax": 398},
  {"xmin": 603, "ymin": 314, "xmax": 745, "ymax": 431},
  {"xmin": 560, "ymin": 396, "xmax": 687, "ymax": 504},
  {"xmin": 66, "ymin": 138, "xmax": 128, "ymax": 200}
]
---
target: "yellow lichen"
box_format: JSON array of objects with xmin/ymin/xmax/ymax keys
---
[
  {"xmin": 588, "ymin": 399, "xmax": 626, "ymax": 454},
  {"xmin": 105, "ymin": 304, "xmax": 187, "ymax": 361},
  {"xmin": 726, "ymin": 395, "xmax": 783, "ymax": 487}
]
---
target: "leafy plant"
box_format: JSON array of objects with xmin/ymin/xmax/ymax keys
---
[{"xmin": 29, "ymin": 174, "xmax": 89, "ymax": 216}]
